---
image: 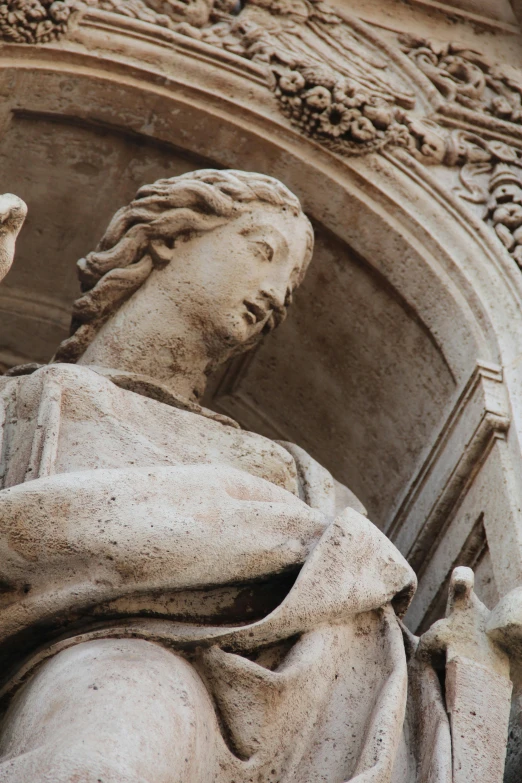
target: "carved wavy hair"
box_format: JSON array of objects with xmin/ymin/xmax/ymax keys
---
[{"xmin": 53, "ymin": 169, "xmax": 314, "ymax": 364}]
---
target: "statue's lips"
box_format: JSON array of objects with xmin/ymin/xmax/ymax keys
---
[{"xmin": 243, "ymin": 299, "xmax": 270, "ymax": 324}]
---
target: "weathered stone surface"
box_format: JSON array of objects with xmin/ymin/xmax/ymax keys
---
[
  {"xmin": 2, "ymin": 0, "xmax": 522, "ymax": 775},
  {"xmin": 6, "ymin": 168, "xmax": 515, "ymax": 783}
]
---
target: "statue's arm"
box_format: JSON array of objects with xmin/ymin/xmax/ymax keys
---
[
  {"xmin": 0, "ymin": 463, "xmax": 328, "ymax": 600},
  {"xmin": 0, "ymin": 194, "xmax": 27, "ymax": 284}
]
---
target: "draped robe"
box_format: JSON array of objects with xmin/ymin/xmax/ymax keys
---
[{"xmin": 0, "ymin": 364, "xmax": 452, "ymax": 782}]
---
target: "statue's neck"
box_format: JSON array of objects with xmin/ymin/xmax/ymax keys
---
[{"xmin": 76, "ymin": 318, "xmax": 210, "ymax": 402}]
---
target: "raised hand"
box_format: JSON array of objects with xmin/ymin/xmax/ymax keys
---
[{"xmin": 0, "ymin": 194, "xmax": 27, "ymax": 284}]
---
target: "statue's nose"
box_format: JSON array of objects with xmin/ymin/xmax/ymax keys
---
[{"xmin": 261, "ymin": 287, "xmax": 285, "ymax": 310}]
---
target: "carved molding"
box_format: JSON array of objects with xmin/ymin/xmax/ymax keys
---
[
  {"xmin": 388, "ymin": 361, "xmax": 517, "ymax": 633},
  {"xmin": 416, "ymin": 513, "xmax": 488, "ymax": 633},
  {"xmin": 193, "ymin": 1, "xmax": 419, "ymax": 157},
  {"xmin": 0, "ymin": 0, "xmax": 442, "ymax": 157},
  {"xmin": 404, "ymin": 0, "xmax": 519, "ymax": 32},
  {"xmin": 2, "ymin": 0, "xmax": 522, "ymax": 157},
  {"xmin": 387, "ymin": 361, "xmax": 510, "ymax": 570},
  {"xmin": 106, "ymin": 0, "xmax": 420, "ymax": 157}
]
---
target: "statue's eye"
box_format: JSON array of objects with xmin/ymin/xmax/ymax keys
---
[{"xmin": 251, "ymin": 241, "xmax": 274, "ymax": 262}]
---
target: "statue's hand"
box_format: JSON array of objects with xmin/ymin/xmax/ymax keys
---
[{"xmin": 0, "ymin": 193, "xmax": 27, "ymax": 283}]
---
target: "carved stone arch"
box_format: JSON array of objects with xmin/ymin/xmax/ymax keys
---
[{"xmin": 1, "ymin": 8, "xmax": 522, "ymax": 630}]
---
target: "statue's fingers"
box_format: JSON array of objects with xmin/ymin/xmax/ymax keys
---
[{"xmin": 0, "ymin": 193, "xmax": 27, "ymax": 227}]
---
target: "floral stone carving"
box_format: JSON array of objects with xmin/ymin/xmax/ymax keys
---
[
  {"xmin": 424, "ymin": 130, "xmax": 522, "ymax": 268},
  {"xmin": 0, "ymin": 0, "xmax": 420, "ymax": 157},
  {"xmin": 0, "ymin": 0, "xmax": 80, "ymax": 43},
  {"xmin": 486, "ymin": 165, "xmax": 522, "ymax": 269},
  {"xmin": 269, "ymin": 65, "xmax": 404, "ymax": 156},
  {"xmin": 95, "ymin": 0, "xmax": 239, "ymax": 30},
  {"xmin": 192, "ymin": 0, "xmax": 418, "ymax": 156},
  {"xmin": 3, "ymin": 0, "xmax": 522, "ymax": 266},
  {"xmin": 0, "ymin": 0, "xmax": 236, "ymax": 42},
  {"xmin": 94, "ymin": 0, "xmax": 417, "ymax": 156}
]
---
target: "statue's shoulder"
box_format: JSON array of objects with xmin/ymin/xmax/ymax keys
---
[
  {"xmin": 0, "ymin": 363, "xmax": 119, "ymax": 422},
  {"xmin": 277, "ymin": 440, "xmax": 366, "ymax": 518},
  {"xmin": 3, "ymin": 362, "xmax": 103, "ymax": 388}
]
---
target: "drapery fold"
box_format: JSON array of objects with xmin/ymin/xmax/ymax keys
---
[{"xmin": 0, "ymin": 364, "xmax": 452, "ymax": 782}]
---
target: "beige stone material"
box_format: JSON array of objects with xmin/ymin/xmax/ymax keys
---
[
  {"xmin": 1, "ymin": 0, "xmax": 522, "ymax": 768},
  {"xmin": 1, "ymin": 0, "xmax": 522, "ymax": 565}
]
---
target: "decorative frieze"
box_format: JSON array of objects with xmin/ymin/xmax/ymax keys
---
[
  {"xmin": 180, "ymin": 0, "xmax": 418, "ymax": 157},
  {"xmin": 0, "ymin": 0, "xmax": 419, "ymax": 155},
  {"xmin": 1, "ymin": 0, "xmax": 522, "ymax": 260}
]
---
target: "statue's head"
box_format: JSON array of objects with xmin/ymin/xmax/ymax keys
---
[{"xmin": 54, "ymin": 170, "xmax": 313, "ymax": 394}]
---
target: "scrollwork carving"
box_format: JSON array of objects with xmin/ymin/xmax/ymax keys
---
[
  {"xmin": 400, "ymin": 35, "xmax": 522, "ymax": 126},
  {"xmin": 409, "ymin": 126, "xmax": 522, "ymax": 267}
]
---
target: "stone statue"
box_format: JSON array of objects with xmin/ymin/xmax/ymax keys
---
[{"xmin": 0, "ymin": 170, "xmax": 457, "ymax": 782}]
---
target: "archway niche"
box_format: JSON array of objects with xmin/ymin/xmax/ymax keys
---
[{"xmin": 1, "ymin": 37, "xmax": 521, "ymax": 629}]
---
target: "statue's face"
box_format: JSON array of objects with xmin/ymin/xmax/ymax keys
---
[
  {"xmin": 80, "ymin": 201, "xmax": 312, "ymax": 395},
  {"xmin": 142, "ymin": 202, "xmax": 311, "ymax": 359}
]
